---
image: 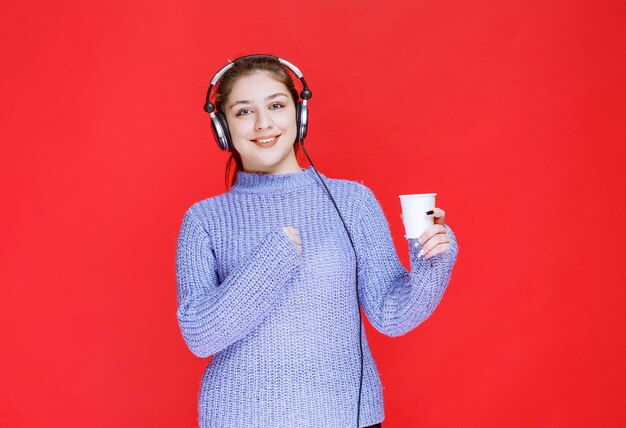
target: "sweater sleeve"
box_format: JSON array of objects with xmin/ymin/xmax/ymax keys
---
[
  {"xmin": 175, "ymin": 207, "xmax": 302, "ymax": 357},
  {"xmin": 354, "ymin": 187, "xmax": 459, "ymax": 337}
]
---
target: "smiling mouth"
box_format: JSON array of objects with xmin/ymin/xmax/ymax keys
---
[{"xmin": 251, "ymin": 134, "xmax": 281, "ymax": 146}]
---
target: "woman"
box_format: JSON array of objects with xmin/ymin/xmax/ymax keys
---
[{"xmin": 176, "ymin": 55, "xmax": 459, "ymax": 428}]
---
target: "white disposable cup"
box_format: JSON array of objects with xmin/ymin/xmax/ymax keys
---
[{"xmin": 399, "ymin": 193, "xmax": 437, "ymax": 239}]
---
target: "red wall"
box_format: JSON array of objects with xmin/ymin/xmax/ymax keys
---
[{"xmin": 2, "ymin": 0, "xmax": 625, "ymax": 426}]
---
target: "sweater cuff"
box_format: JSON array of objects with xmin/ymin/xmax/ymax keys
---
[{"xmin": 247, "ymin": 227, "xmax": 302, "ymax": 286}]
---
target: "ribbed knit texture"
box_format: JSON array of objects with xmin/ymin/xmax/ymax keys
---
[{"xmin": 175, "ymin": 166, "xmax": 459, "ymax": 428}]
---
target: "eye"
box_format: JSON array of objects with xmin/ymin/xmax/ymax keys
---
[
  {"xmin": 236, "ymin": 108, "xmax": 252, "ymax": 117},
  {"xmin": 269, "ymin": 102, "xmax": 284, "ymax": 110}
]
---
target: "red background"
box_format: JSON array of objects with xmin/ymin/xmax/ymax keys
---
[{"xmin": 2, "ymin": 0, "xmax": 625, "ymax": 427}]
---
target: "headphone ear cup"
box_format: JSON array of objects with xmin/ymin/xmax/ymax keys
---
[
  {"xmin": 295, "ymin": 101, "xmax": 302, "ymax": 142},
  {"xmin": 211, "ymin": 112, "xmax": 233, "ymax": 151},
  {"xmin": 297, "ymin": 101, "xmax": 308, "ymax": 142}
]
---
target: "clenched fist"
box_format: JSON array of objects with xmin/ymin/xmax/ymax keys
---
[{"xmin": 282, "ymin": 226, "xmax": 302, "ymax": 254}]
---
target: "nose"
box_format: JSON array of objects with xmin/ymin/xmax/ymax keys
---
[{"xmin": 254, "ymin": 110, "xmax": 273, "ymax": 130}]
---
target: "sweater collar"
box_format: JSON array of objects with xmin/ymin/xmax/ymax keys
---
[{"xmin": 231, "ymin": 166, "xmax": 323, "ymax": 193}]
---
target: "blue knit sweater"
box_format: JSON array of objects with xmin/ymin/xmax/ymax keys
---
[{"xmin": 175, "ymin": 166, "xmax": 459, "ymax": 428}]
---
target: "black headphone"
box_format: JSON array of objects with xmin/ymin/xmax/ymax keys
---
[{"xmin": 203, "ymin": 54, "xmax": 313, "ymax": 152}]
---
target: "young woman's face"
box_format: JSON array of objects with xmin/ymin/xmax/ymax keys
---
[{"xmin": 224, "ymin": 71, "xmax": 300, "ymax": 174}]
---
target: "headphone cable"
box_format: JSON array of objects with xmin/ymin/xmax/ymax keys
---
[{"xmin": 299, "ymin": 142, "xmax": 364, "ymax": 428}]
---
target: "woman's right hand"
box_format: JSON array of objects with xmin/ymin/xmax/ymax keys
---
[{"xmin": 282, "ymin": 226, "xmax": 302, "ymax": 254}]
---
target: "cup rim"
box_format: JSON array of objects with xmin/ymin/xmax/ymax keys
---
[{"xmin": 398, "ymin": 193, "xmax": 437, "ymax": 198}]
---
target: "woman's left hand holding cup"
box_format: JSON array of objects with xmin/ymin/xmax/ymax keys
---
[{"xmin": 416, "ymin": 207, "xmax": 450, "ymax": 259}]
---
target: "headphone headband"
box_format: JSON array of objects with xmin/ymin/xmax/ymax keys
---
[{"xmin": 204, "ymin": 54, "xmax": 311, "ymax": 112}]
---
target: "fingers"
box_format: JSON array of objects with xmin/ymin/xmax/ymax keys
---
[
  {"xmin": 421, "ymin": 240, "xmax": 450, "ymax": 259},
  {"xmin": 283, "ymin": 227, "xmax": 301, "ymax": 246},
  {"xmin": 417, "ymin": 224, "xmax": 447, "ymax": 244},
  {"xmin": 428, "ymin": 207, "xmax": 446, "ymax": 225},
  {"xmin": 282, "ymin": 226, "xmax": 295, "ymax": 235},
  {"xmin": 282, "ymin": 226, "xmax": 302, "ymax": 253},
  {"xmin": 417, "ymin": 224, "xmax": 450, "ymax": 259}
]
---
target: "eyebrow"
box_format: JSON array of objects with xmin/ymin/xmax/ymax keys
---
[{"xmin": 228, "ymin": 93, "xmax": 289, "ymax": 110}]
